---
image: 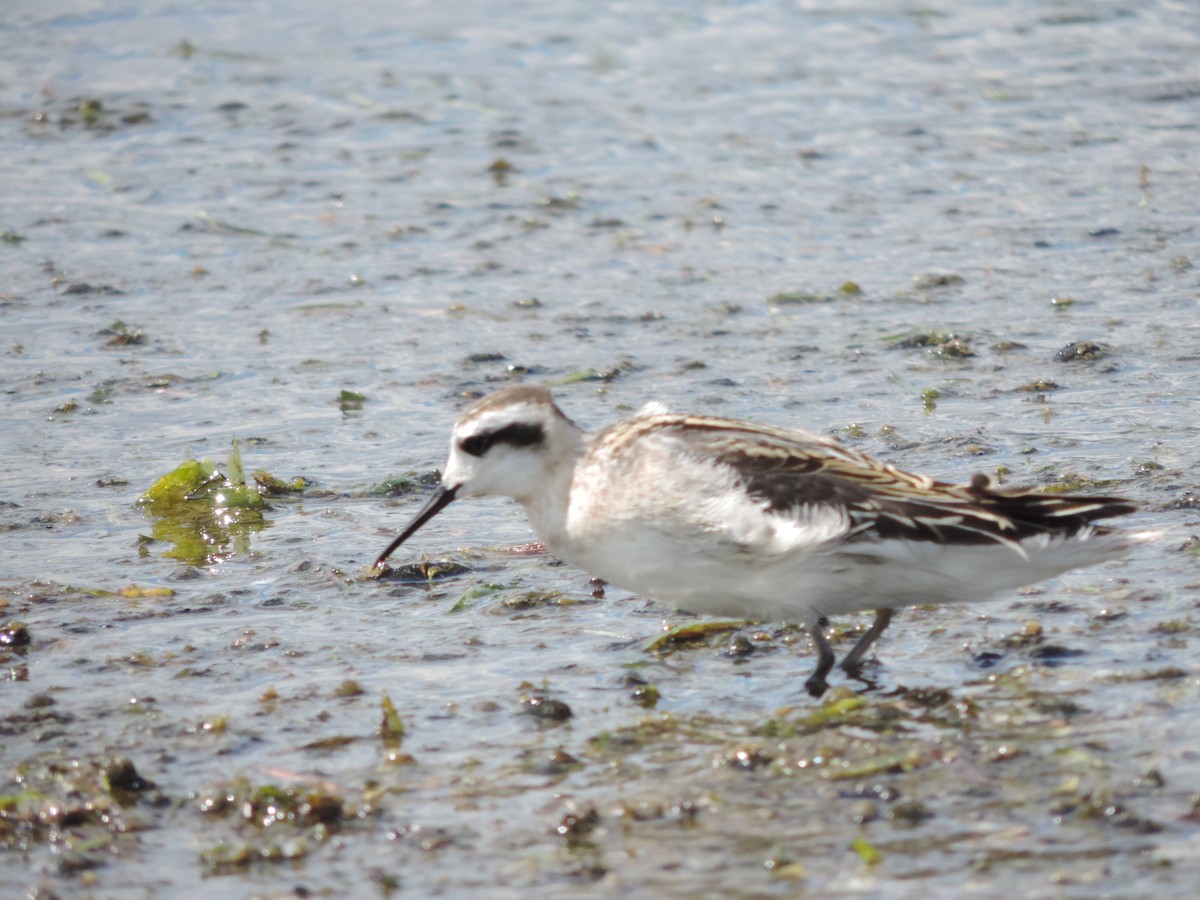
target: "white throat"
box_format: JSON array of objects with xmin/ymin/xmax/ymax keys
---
[{"xmin": 516, "ymin": 427, "xmax": 586, "ymax": 549}]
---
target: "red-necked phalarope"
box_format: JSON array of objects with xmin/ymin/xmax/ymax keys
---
[{"xmin": 375, "ymin": 385, "xmax": 1151, "ymax": 696}]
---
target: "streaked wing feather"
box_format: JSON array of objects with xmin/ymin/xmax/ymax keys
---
[{"xmin": 655, "ymin": 418, "xmax": 1137, "ymax": 548}]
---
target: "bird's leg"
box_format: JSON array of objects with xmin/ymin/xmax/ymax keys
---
[
  {"xmin": 804, "ymin": 616, "xmax": 835, "ymax": 697},
  {"xmin": 839, "ymin": 608, "xmax": 895, "ymax": 674}
]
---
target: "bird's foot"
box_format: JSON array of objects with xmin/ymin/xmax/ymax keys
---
[
  {"xmin": 804, "ymin": 673, "xmax": 830, "ymax": 698},
  {"xmin": 805, "ymin": 616, "xmax": 835, "ymax": 698}
]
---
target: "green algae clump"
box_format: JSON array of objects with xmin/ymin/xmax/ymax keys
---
[{"xmin": 138, "ymin": 441, "xmax": 270, "ymax": 565}]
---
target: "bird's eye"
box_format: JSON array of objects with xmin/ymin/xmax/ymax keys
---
[{"xmin": 459, "ymin": 434, "xmax": 491, "ymax": 457}]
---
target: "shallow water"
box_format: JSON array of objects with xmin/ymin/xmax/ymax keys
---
[{"xmin": 3, "ymin": 0, "xmax": 1200, "ymax": 896}]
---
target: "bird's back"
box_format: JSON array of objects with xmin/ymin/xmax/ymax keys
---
[{"xmin": 560, "ymin": 412, "xmax": 1142, "ymax": 620}]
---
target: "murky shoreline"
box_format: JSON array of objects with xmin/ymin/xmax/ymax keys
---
[{"xmin": 3, "ymin": 1, "xmax": 1200, "ymax": 896}]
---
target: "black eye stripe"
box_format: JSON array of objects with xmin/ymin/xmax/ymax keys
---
[{"xmin": 459, "ymin": 422, "xmax": 545, "ymax": 457}]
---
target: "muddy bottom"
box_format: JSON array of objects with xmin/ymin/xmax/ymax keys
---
[{"xmin": 3, "ymin": 0, "xmax": 1200, "ymax": 896}]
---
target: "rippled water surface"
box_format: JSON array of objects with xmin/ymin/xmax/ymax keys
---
[{"xmin": 3, "ymin": 1, "xmax": 1199, "ymax": 896}]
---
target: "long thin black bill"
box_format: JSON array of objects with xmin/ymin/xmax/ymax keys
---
[{"xmin": 374, "ymin": 484, "xmax": 459, "ymax": 570}]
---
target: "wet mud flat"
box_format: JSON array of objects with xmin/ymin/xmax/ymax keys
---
[{"xmin": 3, "ymin": 0, "xmax": 1200, "ymax": 896}]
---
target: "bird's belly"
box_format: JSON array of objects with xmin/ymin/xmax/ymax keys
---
[
  {"xmin": 550, "ymin": 523, "xmax": 1127, "ymax": 625},
  {"xmin": 553, "ymin": 525, "xmax": 858, "ymax": 624}
]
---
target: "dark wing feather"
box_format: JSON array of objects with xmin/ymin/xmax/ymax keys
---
[{"xmin": 661, "ymin": 420, "xmax": 1136, "ymax": 548}]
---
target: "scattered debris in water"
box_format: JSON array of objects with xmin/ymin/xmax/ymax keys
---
[{"xmin": 1055, "ymin": 340, "xmax": 1111, "ymax": 362}]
